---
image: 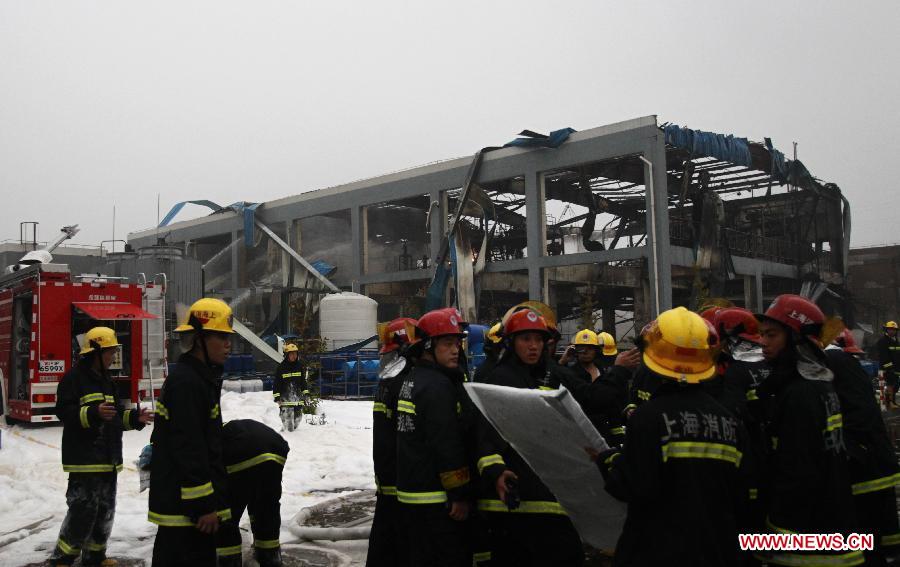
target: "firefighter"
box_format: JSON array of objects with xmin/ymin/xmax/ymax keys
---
[
  {"xmin": 367, "ymin": 317, "xmax": 417, "ymax": 567},
  {"xmin": 825, "ymin": 331, "xmax": 900, "ymax": 564},
  {"xmin": 556, "ymin": 329, "xmax": 637, "ymax": 447},
  {"xmin": 876, "ymin": 321, "xmax": 900, "ymax": 408},
  {"xmin": 591, "ymin": 307, "xmax": 747, "ymax": 566},
  {"xmin": 472, "ymin": 323, "xmax": 503, "ymax": 383},
  {"xmin": 216, "ymin": 419, "xmax": 290, "ymax": 567},
  {"xmin": 475, "ymin": 309, "xmax": 584, "ymax": 567},
  {"xmin": 707, "ymin": 307, "xmax": 770, "ymax": 532},
  {"xmin": 50, "ymin": 326, "xmax": 153, "ymax": 567},
  {"xmin": 395, "ymin": 308, "xmax": 473, "ymax": 566},
  {"xmin": 149, "ymin": 298, "xmax": 234, "ymax": 567},
  {"xmin": 273, "ymin": 343, "xmax": 308, "ymax": 432},
  {"xmin": 755, "ymin": 294, "xmax": 862, "ymax": 566}
]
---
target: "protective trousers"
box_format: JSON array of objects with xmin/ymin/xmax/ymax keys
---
[
  {"xmin": 215, "ymin": 461, "xmax": 283, "ymax": 566},
  {"xmin": 366, "ymin": 492, "xmax": 407, "ymax": 567},
  {"xmin": 400, "ymin": 502, "xmax": 470, "ymax": 567},
  {"xmin": 152, "ymin": 525, "xmax": 216, "ymax": 566},
  {"xmin": 486, "ymin": 513, "xmax": 584, "ymax": 567},
  {"xmin": 49, "ymin": 472, "xmax": 117, "ymax": 566},
  {"xmin": 279, "ymin": 405, "xmax": 303, "ymax": 432}
]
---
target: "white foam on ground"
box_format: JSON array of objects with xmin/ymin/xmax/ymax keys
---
[{"xmin": 0, "ymin": 392, "xmax": 374, "ymax": 565}]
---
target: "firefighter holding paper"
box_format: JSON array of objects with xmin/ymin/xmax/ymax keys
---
[
  {"xmin": 593, "ymin": 307, "xmax": 748, "ymax": 566},
  {"xmin": 475, "ymin": 308, "xmax": 584, "ymax": 567},
  {"xmin": 273, "ymin": 343, "xmax": 308, "ymax": 431},
  {"xmin": 50, "ymin": 326, "xmax": 153, "ymax": 567}
]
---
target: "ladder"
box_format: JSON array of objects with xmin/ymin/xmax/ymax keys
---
[{"xmin": 141, "ymin": 273, "xmax": 168, "ymax": 406}]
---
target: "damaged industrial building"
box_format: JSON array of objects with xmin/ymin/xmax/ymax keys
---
[{"xmin": 126, "ymin": 115, "xmax": 853, "ymax": 344}]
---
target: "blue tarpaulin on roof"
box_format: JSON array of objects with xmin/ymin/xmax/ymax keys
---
[
  {"xmin": 504, "ymin": 128, "xmax": 576, "ymax": 149},
  {"xmin": 663, "ymin": 124, "xmax": 753, "ymax": 169}
]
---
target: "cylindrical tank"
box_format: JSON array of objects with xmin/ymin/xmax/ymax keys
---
[{"xmin": 319, "ymin": 292, "xmax": 378, "ymax": 350}]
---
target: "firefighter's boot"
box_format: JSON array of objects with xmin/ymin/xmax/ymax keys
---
[{"xmin": 255, "ymin": 546, "xmax": 283, "ymax": 567}]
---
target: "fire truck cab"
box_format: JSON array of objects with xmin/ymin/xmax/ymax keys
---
[{"xmin": 0, "ymin": 263, "xmax": 166, "ymax": 423}]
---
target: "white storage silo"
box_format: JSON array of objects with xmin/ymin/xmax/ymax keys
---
[{"xmin": 319, "ymin": 292, "xmax": 379, "ymax": 350}]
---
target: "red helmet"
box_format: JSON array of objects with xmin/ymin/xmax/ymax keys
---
[
  {"xmin": 700, "ymin": 306, "xmax": 722, "ymax": 323},
  {"xmin": 416, "ymin": 308, "xmax": 467, "ymax": 340},
  {"xmin": 379, "ymin": 317, "xmax": 418, "ymax": 354},
  {"xmin": 757, "ymin": 294, "xmax": 824, "ymax": 338},
  {"xmin": 504, "ymin": 309, "xmax": 550, "ymax": 338},
  {"xmin": 714, "ymin": 308, "xmax": 761, "ymax": 343},
  {"xmin": 704, "ymin": 319, "xmax": 721, "ymax": 349},
  {"xmin": 834, "ymin": 328, "xmax": 864, "ymax": 354}
]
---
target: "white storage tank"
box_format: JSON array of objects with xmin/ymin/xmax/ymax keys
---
[{"xmin": 319, "ymin": 292, "xmax": 379, "ymax": 350}]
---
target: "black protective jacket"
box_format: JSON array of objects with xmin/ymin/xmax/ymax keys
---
[
  {"xmin": 825, "ymin": 348, "xmax": 899, "ymax": 493},
  {"xmin": 222, "ymin": 419, "xmax": 290, "ymax": 474},
  {"xmin": 755, "ymin": 353, "xmax": 861, "ymax": 566},
  {"xmin": 704, "ymin": 358, "xmax": 771, "ymax": 525},
  {"xmin": 56, "ymin": 359, "xmax": 145, "ymax": 473},
  {"xmin": 372, "ymin": 361, "xmax": 411, "ymax": 496},
  {"xmin": 600, "ymin": 382, "xmax": 748, "ymax": 566},
  {"xmin": 273, "ymin": 358, "xmax": 308, "ymax": 406},
  {"xmin": 876, "ymin": 334, "xmax": 900, "ymax": 379},
  {"xmin": 626, "ymin": 365, "xmax": 664, "ymax": 414},
  {"xmin": 149, "ymin": 353, "xmax": 230, "ymax": 527},
  {"xmin": 396, "ymin": 360, "xmax": 472, "ymax": 505},
  {"xmin": 475, "ymin": 355, "xmax": 566, "ymax": 516},
  {"xmin": 558, "ymin": 363, "xmax": 629, "ymax": 446}
]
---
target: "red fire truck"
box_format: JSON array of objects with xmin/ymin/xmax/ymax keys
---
[{"xmin": 0, "ymin": 263, "xmax": 167, "ymax": 423}]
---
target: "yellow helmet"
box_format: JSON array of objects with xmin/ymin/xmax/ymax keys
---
[
  {"xmin": 886, "ymin": 321, "xmax": 898, "ymax": 330},
  {"xmin": 284, "ymin": 343, "xmax": 299, "ymax": 353},
  {"xmin": 573, "ymin": 329, "xmax": 600, "ymax": 346},
  {"xmin": 175, "ymin": 298, "xmax": 235, "ymax": 334},
  {"xmin": 642, "ymin": 307, "xmax": 716, "ymax": 383},
  {"xmin": 80, "ymin": 327, "xmax": 121, "ymax": 355},
  {"xmin": 598, "ymin": 331, "xmax": 618, "ymax": 356},
  {"xmin": 486, "ymin": 323, "xmax": 503, "ymax": 344}
]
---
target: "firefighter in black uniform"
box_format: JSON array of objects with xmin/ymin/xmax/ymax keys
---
[
  {"xmin": 396, "ymin": 308, "xmax": 473, "ymax": 567},
  {"xmin": 827, "ymin": 329, "xmax": 900, "ymax": 564},
  {"xmin": 556, "ymin": 329, "xmax": 639, "ymax": 447},
  {"xmin": 475, "ymin": 308, "xmax": 584, "ymax": 567},
  {"xmin": 149, "ymin": 298, "xmax": 234, "ymax": 566},
  {"xmin": 755, "ymin": 294, "xmax": 862, "ymax": 567},
  {"xmin": 367, "ymin": 316, "xmax": 417, "ymax": 567},
  {"xmin": 273, "ymin": 343, "xmax": 308, "ymax": 431},
  {"xmin": 705, "ymin": 307, "xmax": 771, "ymax": 533},
  {"xmin": 472, "ymin": 323, "xmax": 503, "ymax": 383},
  {"xmin": 50, "ymin": 326, "xmax": 153, "ymax": 566},
  {"xmin": 216, "ymin": 419, "xmax": 290, "ymax": 567},
  {"xmin": 876, "ymin": 321, "xmax": 900, "ymax": 408},
  {"xmin": 593, "ymin": 307, "xmax": 748, "ymax": 566}
]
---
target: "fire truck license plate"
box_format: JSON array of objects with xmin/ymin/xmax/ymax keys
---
[{"xmin": 39, "ymin": 360, "xmax": 65, "ymax": 374}]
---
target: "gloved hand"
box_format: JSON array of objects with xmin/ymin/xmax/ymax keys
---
[{"xmin": 585, "ymin": 446, "xmax": 622, "ymax": 477}]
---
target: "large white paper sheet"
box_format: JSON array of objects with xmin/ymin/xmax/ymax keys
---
[{"xmin": 464, "ymin": 382, "xmax": 626, "ymax": 550}]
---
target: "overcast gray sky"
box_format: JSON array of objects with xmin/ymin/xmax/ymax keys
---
[{"xmin": 2, "ymin": 1, "xmax": 898, "ymax": 250}]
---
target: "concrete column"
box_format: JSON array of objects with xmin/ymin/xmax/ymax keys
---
[
  {"xmin": 282, "ymin": 221, "xmax": 293, "ymax": 334},
  {"xmin": 642, "ymin": 133, "xmax": 672, "ymax": 316},
  {"xmin": 230, "ymin": 230, "xmax": 239, "ymax": 296},
  {"xmin": 525, "ymin": 170, "xmax": 546, "ymax": 300},
  {"xmin": 350, "ymin": 206, "xmax": 365, "ymax": 293},
  {"xmin": 429, "ymin": 190, "xmax": 443, "ymax": 267},
  {"xmin": 756, "ymin": 269, "xmax": 764, "ymax": 312}
]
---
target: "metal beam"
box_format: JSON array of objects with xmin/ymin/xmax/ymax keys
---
[{"xmin": 253, "ymin": 221, "xmax": 340, "ymax": 292}]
